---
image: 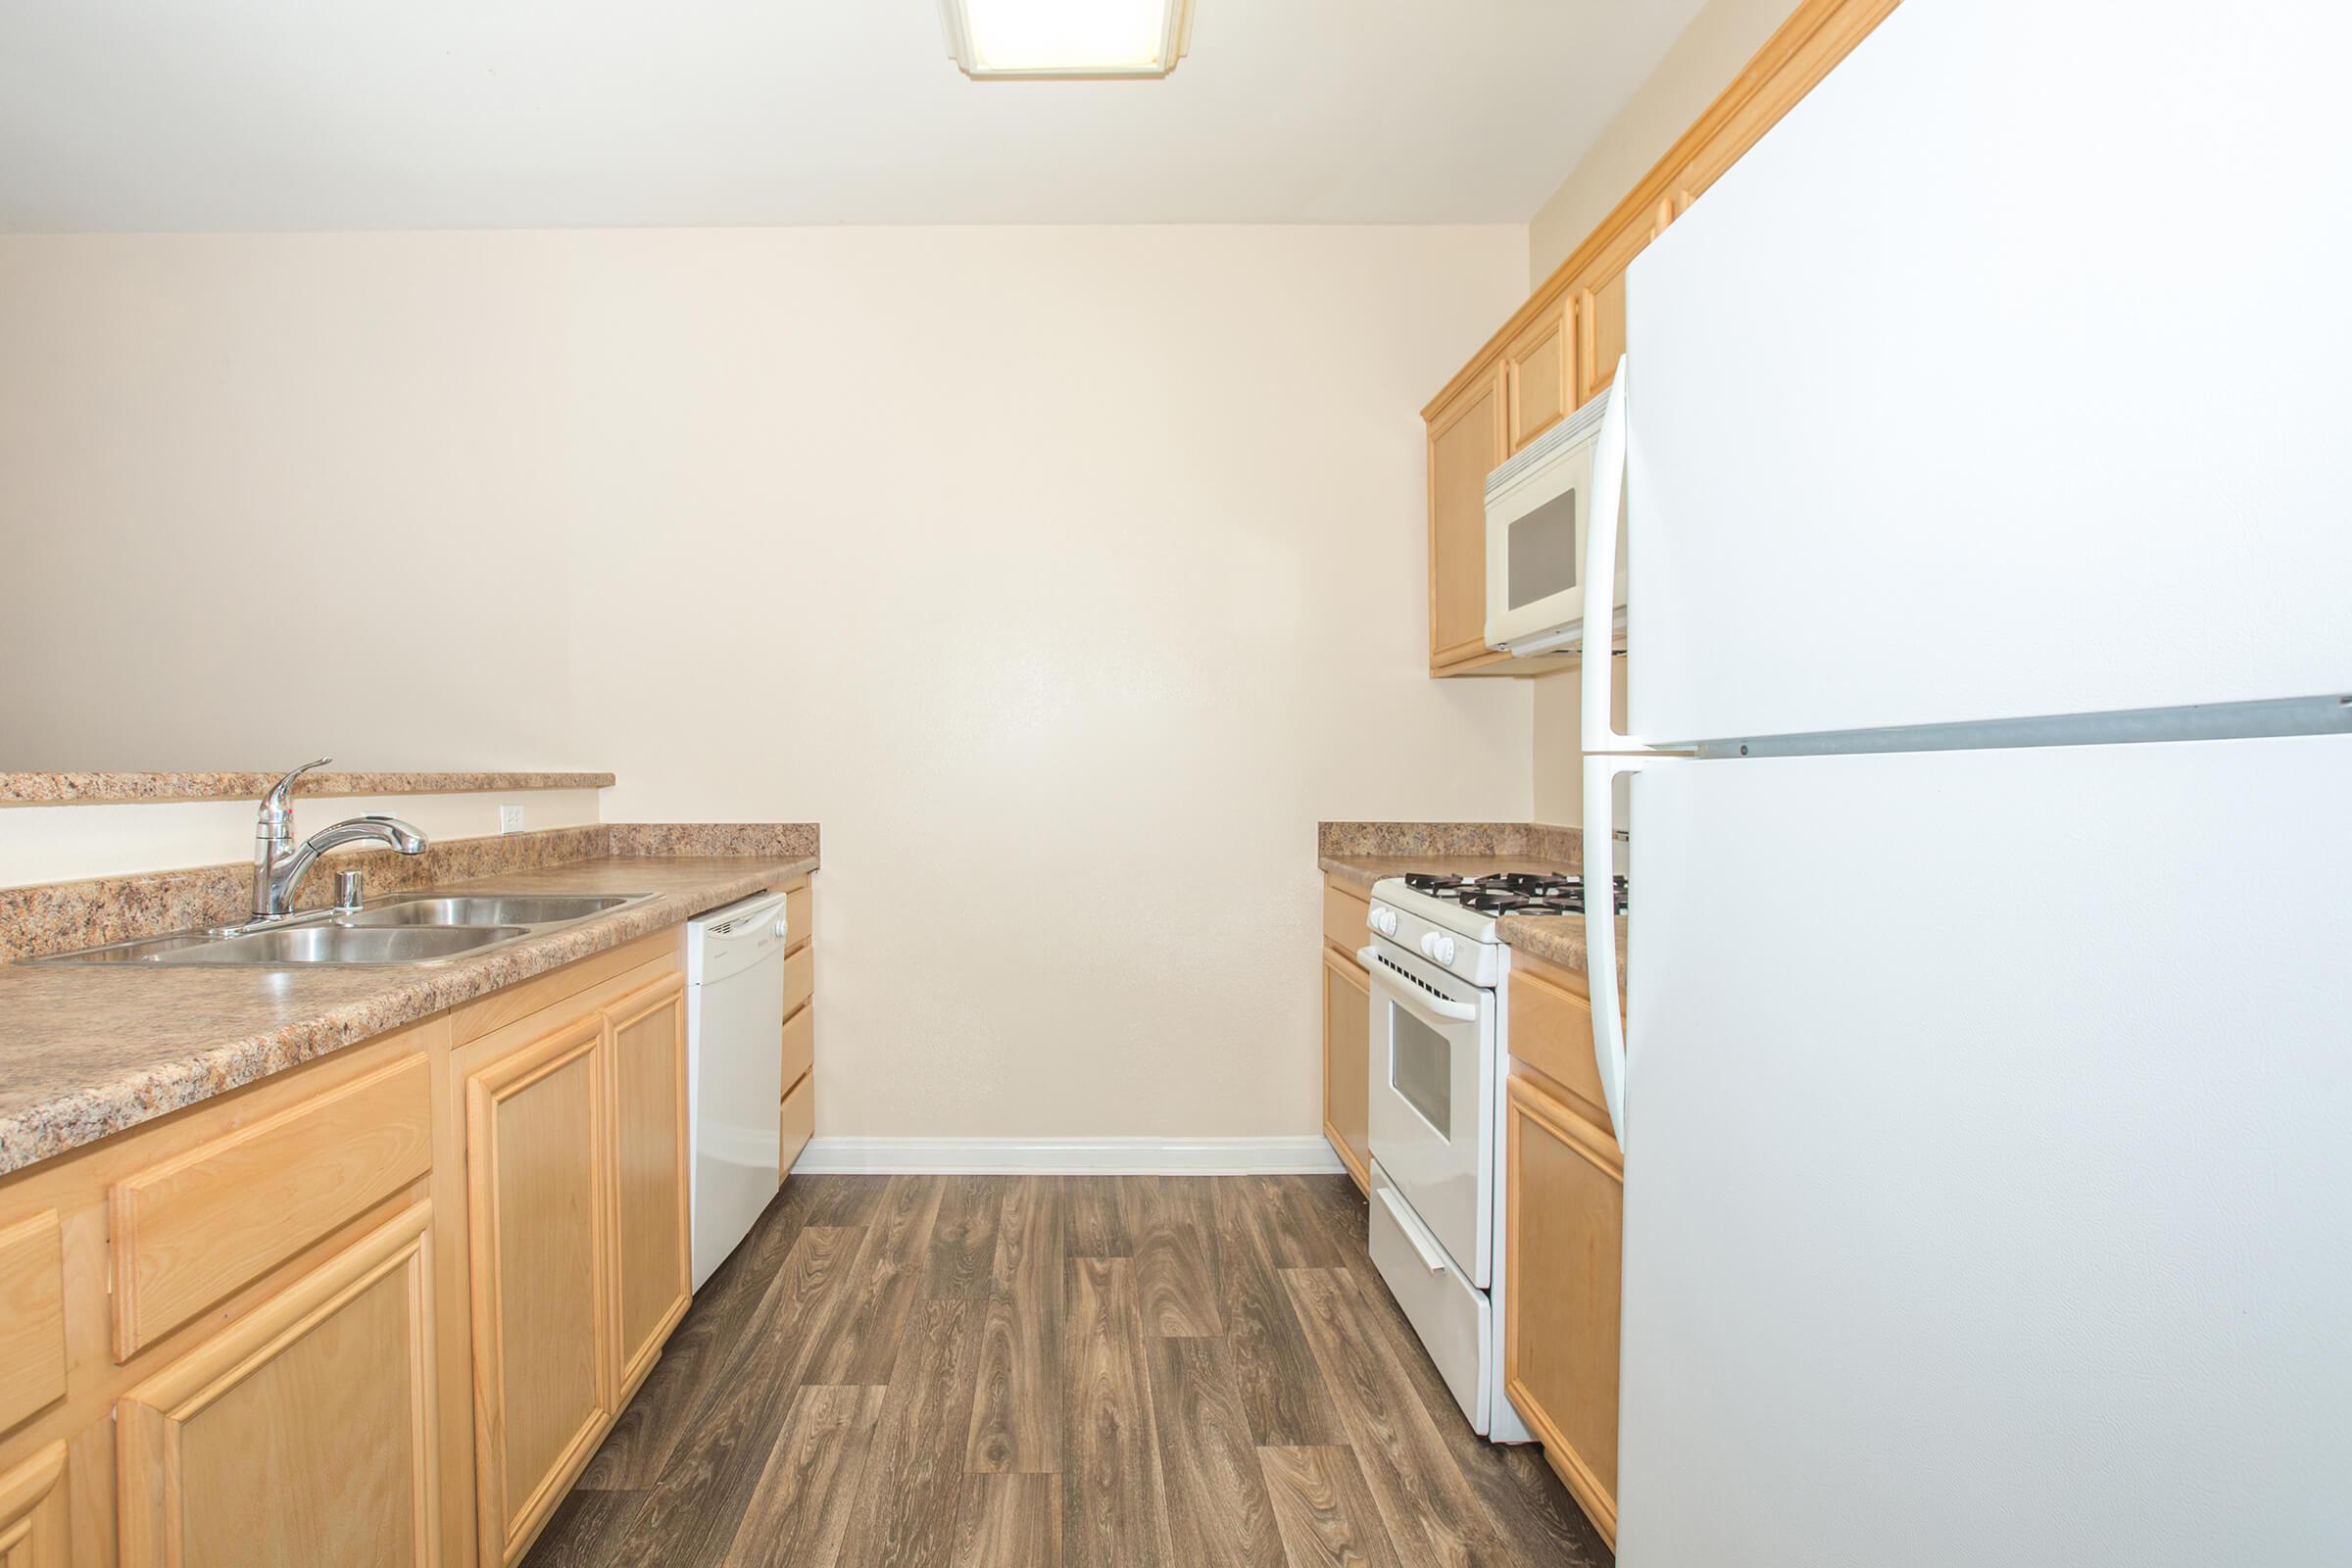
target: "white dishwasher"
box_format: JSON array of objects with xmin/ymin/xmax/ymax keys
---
[{"xmin": 685, "ymin": 890, "xmax": 791, "ymax": 1289}]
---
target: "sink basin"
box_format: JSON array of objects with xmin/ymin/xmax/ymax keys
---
[
  {"xmin": 31, "ymin": 886, "xmax": 657, "ymax": 966},
  {"xmin": 341, "ymin": 895, "xmax": 632, "ymax": 928},
  {"xmin": 151, "ymin": 925, "xmax": 528, "ymax": 965}
]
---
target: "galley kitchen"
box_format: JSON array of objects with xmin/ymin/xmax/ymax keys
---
[{"xmin": 0, "ymin": 1, "xmax": 2343, "ymax": 1564}]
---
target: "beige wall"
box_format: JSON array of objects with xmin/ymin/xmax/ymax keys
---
[
  {"xmin": 1525, "ymin": 0, "xmax": 1803, "ymax": 822},
  {"xmin": 0, "ymin": 225, "xmax": 1534, "ymax": 1144},
  {"xmin": 0, "ymin": 789, "xmax": 603, "ymax": 886}
]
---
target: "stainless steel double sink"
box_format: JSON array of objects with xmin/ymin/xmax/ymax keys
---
[{"xmin": 35, "ymin": 892, "xmax": 654, "ymax": 967}]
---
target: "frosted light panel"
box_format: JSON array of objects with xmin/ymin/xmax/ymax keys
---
[{"xmin": 964, "ymin": 0, "xmax": 1168, "ymax": 71}]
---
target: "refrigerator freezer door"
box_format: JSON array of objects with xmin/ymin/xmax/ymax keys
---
[
  {"xmin": 1626, "ymin": 0, "xmax": 2352, "ymax": 744},
  {"xmin": 1616, "ymin": 734, "xmax": 2352, "ymax": 1566}
]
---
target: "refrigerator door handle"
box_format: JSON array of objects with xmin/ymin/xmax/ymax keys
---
[
  {"xmin": 1581, "ymin": 354, "xmax": 1648, "ymax": 757},
  {"xmin": 1584, "ymin": 751, "xmax": 1640, "ymax": 1145},
  {"xmin": 1579, "ymin": 351, "xmax": 1681, "ymax": 1148}
]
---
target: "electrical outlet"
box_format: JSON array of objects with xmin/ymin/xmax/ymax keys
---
[{"xmin": 498, "ymin": 804, "xmax": 525, "ymax": 834}]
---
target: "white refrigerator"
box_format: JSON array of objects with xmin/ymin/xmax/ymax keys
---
[{"xmin": 1576, "ymin": 0, "xmax": 2352, "ymax": 1562}]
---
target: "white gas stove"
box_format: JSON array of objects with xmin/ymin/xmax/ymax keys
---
[{"xmin": 1358, "ymin": 867, "xmax": 1626, "ymax": 1443}]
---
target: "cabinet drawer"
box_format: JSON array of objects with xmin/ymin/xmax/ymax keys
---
[
  {"xmin": 781, "ymin": 1002, "xmax": 814, "ymax": 1090},
  {"xmin": 1507, "ymin": 969, "xmax": 1612, "ymax": 1136},
  {"xmin": 779, "ymin": 1069, "xmax": 814, "ymax": 1181},
  {"xmin": 1321, "ymin": 882, "xmax": 1371, "ymax": 956},
  {"xmin": 0, "ymin": 1210, "xmax": 67, "ymax": 1435},
  {"xmin": 784, "ymin": 881, "xmax": 812, "ymax": 952},
  {"xmin": 783, "ymin": 942, "xmax": 813, "ymax": 1017},
  {"xmin": 110, "ymin": 1054, "xmax": 433, "ymax": 1360}
]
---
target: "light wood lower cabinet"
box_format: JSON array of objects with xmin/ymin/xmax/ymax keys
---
[
  {"xmin": 1504, "ymin": 1070, "xmax": 1623, "ymax": 1546},
  {"xmin": 0, "ymin": 1213, "xmax": 66, "ymax": 1437},
  {"xmin": 779, "ymin": 877, "xmax": 816, "ymax": 1187},
  {"xmin": 1320, "ymin": 944, "xmax": 1371, "ymax": 1194},
  {"xmin": 779, "ymin": 1068, "xmax": 814, "ymax": 1182},
  {"xmin": 118, "ymin": 1201, "xmax": 439, "ymax": 1567},
  {"xmin": 465, "ymin": 1016, "xmax": 614, "ymax": 1568},
  {"xmin": 0, "ymin": 911, "xmax": 750, "ymax": 1568},
  {"xmin": 606, "ymin": 973, "xmax": 691, "ymax": 1403},
  {"xmin": 0, "ymin": 1442, "xmax": 69, "ymax": 1568},
  {"xmin": 464, "ymin": 959, "xmax": 705, "ymax": 1564}
]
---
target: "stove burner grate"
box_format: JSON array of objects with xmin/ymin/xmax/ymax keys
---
[{"xmin": 1396, "ymin": 869, "xmax": 1627, "ymax": 916}]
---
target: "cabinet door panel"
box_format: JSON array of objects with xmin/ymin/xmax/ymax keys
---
[
  {"xmin": 0, "ymin": 1212, "xmax": 66, "ymax": 1437},
  {"xmin": 605, "ymin": 974, "xmax": 691, "ymax": 1400},
  {"xmin": 0, "ymin": 1442, "xmax": 68, "ymax": 1568},
  {"xmin": 118, "ymin": 1203, "xmax": 437, "ymax": 1568},
  {"xmin": 466, "ymin": 1017, "xmax": 612, "ymax": 1567},
  {"xmin": 1505, "ymin": 1073, "xmax": 1622, "ymax": 1544},
  {"xmin": 1426, "ymin": 369, "xmax": 1505, "ymax": 667},
  {"xmin": 1503, "ymin": 296, "xmax": 1575, "ymax": 453},
  {"xmin": 1321, "ymin": 949, "xmax": 1371, "ymax": 1192},
  {"xmin": 1576, "ymin": 199, "xmax": 1677, "ymax": 409}
]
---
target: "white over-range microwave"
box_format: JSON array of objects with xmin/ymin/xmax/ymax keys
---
[{"xmin": 1482, "ymin": 365, "xmax": 1628, "ymax": 658}]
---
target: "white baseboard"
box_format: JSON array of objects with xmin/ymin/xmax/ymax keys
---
[{"xmin": 794, "ymin": 1135, "xmax": 1347, "ymax": 1176}]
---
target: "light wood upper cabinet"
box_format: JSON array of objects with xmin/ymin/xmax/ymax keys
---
[
  {"xmin": 118, "ymin": 1202, "xmax": 440, "ymax": 1568},
  {"xmin": 1320, "ymin": 943, "xmax": 1372, "ymax": 1194},
  {"xmin": 1502, "ymin": 294, "xmax": 1576, "ymax": 454},
  {"xmin": 1575, "ymin": 197, "xmax": 1677, "ymax": 411},
  {"xmin": 465, "ymin": 1016, "xmax": 613, "ymax": 1568},
  {"xmin": 1425, "ymin": 368, "xmax": 1506, "ymax": 671},
  {"xmin": 0, "ymin": 1442, "xmax": 68, "ymax": 1568},
  {"xmin": 1505, "ymin": 1071, "xmax": 1623, "ymax": 1547},
  {"xmin": 603, "ymin": 974, "xmax": 691, "ymax": 1404},
  {"xmin": 1418, "ymin": 0, "xmax": 1894, "ymax": 679}
]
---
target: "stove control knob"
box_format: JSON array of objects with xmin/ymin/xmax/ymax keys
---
[
  {"xmin": 1370, "ymin": 906, "xmax": 1397, "ymax": 937},
  {"xmin": 1419, "ymin": 931, "xmax": 1457, "ymax": 965},
  {"xmin": 774, "ymin": 918, "xmax": 790, "ymax": 940}
]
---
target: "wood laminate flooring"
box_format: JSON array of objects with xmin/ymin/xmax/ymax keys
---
[{"xmin": 525, "ymin": 1173, "xmax": 1610, "ymax": 1567}]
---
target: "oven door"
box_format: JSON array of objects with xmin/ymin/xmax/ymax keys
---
[{"xmin": 1362, "ymin": 940, "xmax": 1496, "ymax": 1287}]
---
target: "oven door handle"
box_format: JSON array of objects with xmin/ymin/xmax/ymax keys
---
[
  {"xmin": 1376, "ymin": 1184, "xmax": 1452, "ymax": 1275},
  {"xmin": 1360, "ymin": 950, "xmax": 1480, "ymax": 1023}
]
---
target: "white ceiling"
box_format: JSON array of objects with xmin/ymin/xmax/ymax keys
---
[{"xmin": 0, "ymin": 0, "xmax": 1705, "ymax": 231}]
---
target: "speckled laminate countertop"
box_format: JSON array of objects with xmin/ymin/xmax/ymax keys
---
[
  {"xmin": 0, "ymin": 854, "xmax": 814, "ymax": 1176},
  {"xmin": 0, "ymin": 770, "xmax": 618, "ymax": 806},
  {"xmin": 1318, "ymin": 852, "xmax": 1627, "ymax": 984}
]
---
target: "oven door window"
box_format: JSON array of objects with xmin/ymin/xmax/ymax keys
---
[{"xmin": 1390, "ymin": 1005, "xmax": 1454, "ymax": 1138}]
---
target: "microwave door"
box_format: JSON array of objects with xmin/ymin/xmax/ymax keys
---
[
  {"xmin": 1503, "ymin": 474, "xmax": 1585, "ymax": 643},
  {"xmin": 1484, "ymin": 380, "xmax": 1629, "ymax": 654}
]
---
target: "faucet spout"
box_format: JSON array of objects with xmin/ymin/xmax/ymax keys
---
[{"xmin": 249, "ymin": 788, "xmax": 429, "ymax": 922}]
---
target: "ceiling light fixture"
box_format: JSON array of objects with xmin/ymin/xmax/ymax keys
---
[{"xmin": 939, "ymin": 0, "xmax": 1196, "ymax": 80}]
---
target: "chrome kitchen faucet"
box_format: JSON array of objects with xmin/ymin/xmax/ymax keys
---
[{"xmin": 251, "ymin": 758, "xmax": 428, "ymax": 922}]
